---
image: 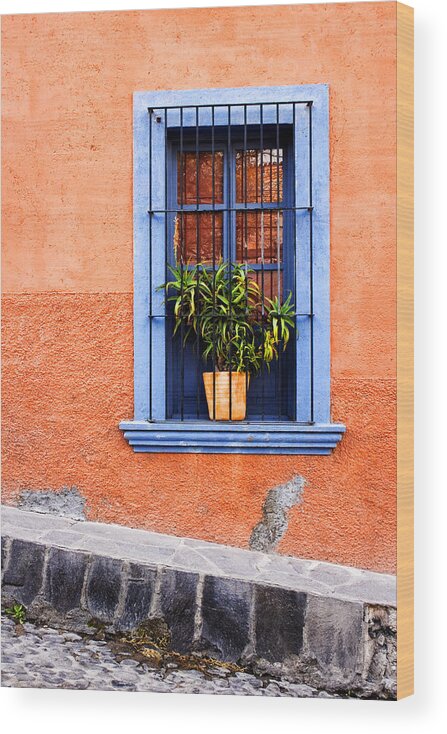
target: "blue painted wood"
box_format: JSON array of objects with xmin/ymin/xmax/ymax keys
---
[
  {"xmin": 294, "ymin": 103, "xmax": 311, "ymax": 422},
  {"xmin": 149, "ymin": 110, "xmax": 167, "ymax": 420},
  {"xmin": 120, "ymin": 419, "xmax": 343, "ymax": 432},
  {"xmin": 119, "ymin": 418, "xmax": 345, "ymax": 455},
  {"xmin": 126, "ymin": 84, "xmax": 344, "ymax": 453},
  {"xmin": 133, "ymin": 102, "xmax": 150, "ymax": 420},
  {"xmin": 133, "ymin": 447, "xmax": 333, "ymax": 455},
  {"xmin": 310, "ymin": 91, "xmax": 331, "ymax": 423}
]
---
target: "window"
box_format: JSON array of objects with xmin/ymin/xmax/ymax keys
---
[
  {"xmin": 120, "ymin": 85, "xmax": 345, "ymax": 454},
  {"xmin": 167, "ymin": 122, "xmax": 294, "ymax": 421}
]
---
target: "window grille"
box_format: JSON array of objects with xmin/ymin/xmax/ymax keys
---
[{"xmin": 147, "ymin": 101, "xmax": 314, "ymax": 423}]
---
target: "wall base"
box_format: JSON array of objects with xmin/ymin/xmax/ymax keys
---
[{"xmin": 1, "ymin": 505, "xmax": 396, "ymax": 699}]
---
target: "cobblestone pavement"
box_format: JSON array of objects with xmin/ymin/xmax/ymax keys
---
[{"xmin": 1, "ymin": 616, "xmax": 338, "ymax": 697}]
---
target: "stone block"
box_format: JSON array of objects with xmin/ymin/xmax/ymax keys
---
[
  {"xmin": 86, "ymin": 556, "xmax": 122, "ymax": 621},
  {"xmin": 40, "ymin": 529, "xmax": 84, "ymax": 548},
  {"xmin": 363, "ymin": 604, "xmax": 397, "ymax": 686},
  {"xmin": 201, "ymin": 576, "xmax": 251, "ymax": 662},
  {"xmin": 44, "ymin": 548, "xmax": 88, "ymax": 614},
  {"xmin": 255, "ymin": 585, "xmax": 306, "ymax": 662},
  {"xmin": 2, "ymin": 539, "xmax": 45, "ymax": 606},
  {"xmin": 115, "ymin": 563, "xmax": 156, "ymax": 631},
  {"xmin": 2, "ymin": 505, "xmax": 74, "ymax": 532},
  {"xmin": 3, "ymin": 526, "xmax": 47, "ymax": 544},
  {"xmin": 159, "ymin": 568, "xmax": 198, "ymax": 652},
  {"xmin": 305, "ymin": 595, "xmax": 363, "ymax": 676},
  {"xmin": 77, "ymin": 535, "xmax": 176, "ymax": 566},
  {"xmin": 1, "ymin": 536, "xmax": 9, "ymax": 576},
  {"xmin": 195, "ymin": 544, "xmax": 263, "ymax": 579},
  {"xmin": 80, "ymin": 521, "xmax": 181, "ymax": 549},
  {"xmin": 336, "ymin": 576, "xmax": 397, "ymax": 607}
]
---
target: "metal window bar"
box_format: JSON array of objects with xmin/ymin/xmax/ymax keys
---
[
  {"xmin": 260, "ymin": 104, "xmax": 265, "ymax": 421},
  {"xmin": 195, "ymin": 106, "xmax": 201, "ymax": 419},
  {"xmin": 179, "ymin": 108, "xmax": 185, "ymax": 421},
  {"xmin": 211, "ymin": 106, "xmax": 217, "ymax": 422},
  {"xmin": 243, "ymin": 105, "xmax": 249, "ymax": 408},
  {"xmin": 292, "ymin": 102, "xmax": 298, "ymax": 423},
  {"xmin": 276, "ymin": 103, "xmax": 282, "ymax": 421},
  {"xmin": 227, "ymin": 105, "xmax": 233, "ymax": 421},
  {"xmin": 148, "ymin": 206, "xmax": 312, "ymax": 213},
  {"xmin": 148, "ymin": 100, "xmax": 314, "ymax": 424},
  {"xmin": 164, "ymin": 107, "xmax": 169, "ymax": 420}
]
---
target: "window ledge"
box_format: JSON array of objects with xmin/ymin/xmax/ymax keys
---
[{"xmin": 119, "ymin": 420, "xmax": 346, "ymax": 455}]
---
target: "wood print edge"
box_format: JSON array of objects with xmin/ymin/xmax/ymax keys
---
[{"xmin": 397, "ymin": 0, "xmax": 414, "ymax": 701}]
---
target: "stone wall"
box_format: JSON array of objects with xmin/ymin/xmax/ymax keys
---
[{"xmin": 1, "ymin": 507, "xmax": 396, "ymax": 699}]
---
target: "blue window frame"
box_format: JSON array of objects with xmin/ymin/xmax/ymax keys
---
[{"xmin": 120, "ymin": 85, "xmax": 345, "ymax": 454}]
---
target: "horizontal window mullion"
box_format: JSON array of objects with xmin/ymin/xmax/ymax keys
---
[
  {"xmin": 148, "ymin": 206, "xmax": 227, "ymax": 214},
  {"xmin": 234, "ymin": 202, "xmax": 283, "ymax": 210},
  {"xmin": 247, "ymin": 262, "xmax": 284, "ymax": 272},
  {"xmin": 148, "ymin": 205, "xmax": 311, "ymax": 213},
  {"xmin": 234, "ymin": 204, "xmax": 311, "ymax": 211},
  {"xmin": 175, "ymin": 204, "xmax": 227, "ymax": 212},
  {"xmin": 160, "ymin": 101, "xmax": 312, "ymax": 110}
]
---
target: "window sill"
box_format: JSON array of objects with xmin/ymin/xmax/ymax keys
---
[{"xmin": 119, "ymin": 420, "xmax": 346, "ymax": 455}]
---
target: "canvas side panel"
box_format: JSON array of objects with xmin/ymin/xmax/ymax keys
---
[{"xmin": 397, "ymin": 1, "xmax": 414, "ymax": 700}]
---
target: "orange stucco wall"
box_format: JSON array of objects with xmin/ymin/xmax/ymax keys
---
[{"xmin": 1, "ymin": 3, "xmax": 397, "ymax": 573}]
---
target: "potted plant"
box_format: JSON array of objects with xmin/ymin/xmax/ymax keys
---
[{"xmin": 160, "ymin": 261, "xmax": 295, "ymax": 421}]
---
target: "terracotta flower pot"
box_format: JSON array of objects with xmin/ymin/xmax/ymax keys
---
[{"xmin": 203, "ymin": 371, "xmax": 248, "ymax": 421}]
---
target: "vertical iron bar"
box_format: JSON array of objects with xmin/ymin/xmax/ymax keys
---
[
  {"xmin": 255, "ymin": 145, "xmax": 259, "ymax": 264},
  {"xmin": 276, "ymin": 103, "xmax": 282, "ymax": 420},
  {"xmin": 195, "ymin": 106, "xmax": 200, "ymax": 418},
  {"xmin": 260, "ymin": 104, "xmax": 265, "ymax": 421},
  {"xmin": 269, "ymin": 149, "xmax": 273, "ymax": 270},
  {"xmin": 293, "ymin": 102, "xmax": 297, "ymax": 421},
  {"xmin": 164, "ymin": 107, "xmax": 168, "ymax": 420},
  {"xmin": 227, "ymin": 105, "xmax": 233, "ymax": 420},
  {"xmin": 211, "ymin": 106, "xmax": 216, "ymax": 421},
  {"xmin": 243, "ymin": 104, "xmax": 249, "ymax": 414},
  {"xmin": 179, "ymin": 107, "xmax": 185, "ymax": 421},
  {"xmin": 276, "ymin": 104, "xmax": 281, "ymax": 299},
  {"xmin": 269, "ymin": 141, "xmax": 275, "ymax": 418}
]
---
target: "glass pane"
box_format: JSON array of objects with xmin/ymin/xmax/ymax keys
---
[
  {"xmin": 177, "ymin": 151, "xmax": 224, "ymax": 205},
  {"xmin": 174, "ymin": 212, "xmax": 223, "ymax": 264},
  {"xmin": 236, "ymin": 210, "xmax": 283, "ymax": 264},
  {"xmin": 236, "ymin": 148, "xmax": 283, "ymax": 203},
  {"xmin": 249, "ymin": 271, "xmax": 284, "ymax": 303}
]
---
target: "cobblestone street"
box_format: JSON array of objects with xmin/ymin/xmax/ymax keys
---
[{"xmin": 1, "ymin": 616, "xmax": 338, "ymax": 697}]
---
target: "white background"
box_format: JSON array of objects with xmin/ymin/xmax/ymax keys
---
[{"xmin": 1, "ymin": 0, "xmax": 446, "ymax": 731}]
